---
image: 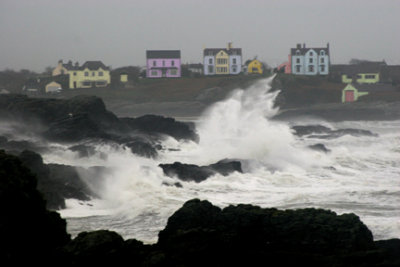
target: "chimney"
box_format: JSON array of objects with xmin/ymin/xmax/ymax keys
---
[
  {"xmin": 296, "ymin": 44, "xmax": 301, "ymax": 49},
  {"xmin": 303, "ymin": 43, "xmax": 306, "ymax": 48},
  {"xmin": 58, "ymin": 59, "xmax": 63, "ymax": 65},
  {"xmin": 227, "ymin": 42, "xmax": 232, "ymax": 50},
  {"xmin": 327, "ymin": 42, "xmax": 330, "ymax": 49},
  {"xmin": 75, "ymin": 61, "xmax": 79, "ymax": 67}
]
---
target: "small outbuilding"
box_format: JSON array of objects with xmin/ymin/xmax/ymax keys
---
[{"xmin": 45, "ymin": 81, "xmax": 62, "ymax": 93}]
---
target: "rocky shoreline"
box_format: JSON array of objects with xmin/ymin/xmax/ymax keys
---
[{"xmin": 1, "ymin": 151, "xmax": 399, "ymax": 265}]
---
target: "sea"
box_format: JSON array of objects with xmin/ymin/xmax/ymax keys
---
[{"xmin": 45, "ymin": 77, "xmax": 399, "ymax": 243}]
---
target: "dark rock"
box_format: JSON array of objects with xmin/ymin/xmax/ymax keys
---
[
  {"xmin": 44, "ymin": 113, "xmax": 109, "ymax": 142},
  {"xmin": 63, "ymin": 230, "xmax": 124, "ymax": 265},
  {"xmin": 121, "ymin": 114, "xmax": 199, "ymax": 142},
  {"xmin": 374, "ymin": 239, "xmax": 400, "ymax": 266},
  {"xmin": 19, "ymin": 150, "xmax": 92, "ymax": 210},
  {"xmin": 292, "ymin": 125, "xmax": 332, "ymax": 136},
  {"xmin": 159, "ymin": 159, "xmax": 242, "ymax": 182},
  {"xmin": 292, "ymin": 124, "xmax": 378, "ymax": 139},
  {"xmin": 157, "ymin": 199, "xmax": 380, "ymax": 266},
  {"xmin": 69, "ymin": 144, "xmax": 97, "ymax": 158},
  {"xmin": 0, "ymin": 150, "xmax": 70, "ymax": 264},
  {"xmin": 309, "ymin": 143, "xmax": 331, "ymax": 153},
  {"xmin": 125, "ymin": 139, "xmax": 158, "ymax": 158}
]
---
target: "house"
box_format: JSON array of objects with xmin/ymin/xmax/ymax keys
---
[
  {"xmin": 338, "ymin": 61, "xmax": 386, "ymax": 84},
  {"xmin": 276, "ymin": 54, "xmax": 291, "ymax": 74},
  {"xmin": 45, "ymin": 81, "xmax": 62, "ymax": 93},
  {"xmin": 203, "ymin": 43, "xmax": 242, "ymax": 75},
  {"xmin": 342, "ymin": 83, "xmax": 396, "ymax": 102},
  {"xmin": 146, "ymin": 50, "xmax": 181, "ymax": 78},
  {"xmin": 52, "ymin": 60, "xmax": 111, "ymax": 89},
  {"xmin": 290, "ymin": 43, "xmax": 330, "ymax": 75},
  {"xmin": 247, "ymin": 59, "xmax": 263, "ymax": 74},
  {"xmin": 68, "ymin": 61, "xmax": 111, "ymax": 89}
]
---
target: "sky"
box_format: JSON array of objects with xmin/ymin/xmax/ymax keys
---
[{"xmin": 0, "ymin": 0, "xmax": 399, "ymax": 72}]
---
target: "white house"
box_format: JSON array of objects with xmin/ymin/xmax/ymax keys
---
[{"xmin": 291, "ymin": 43, "xmax": 330, "ymax": 75}]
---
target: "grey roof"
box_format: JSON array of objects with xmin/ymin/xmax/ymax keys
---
[
  {"xmin": 146, "ymin": 50, "xmax": 181, "ymax": 59},
  {"xmin": 332, "ymin": 62, "xmax": 386, "ymax": 75},
  {"xmin": 203, "ymin": 48, "xmax": 242, "ymax": 56},
  {"xmin": 80, "ymin": 61, "xmax": 109, "ymax": 70},
  {"xmin": 291, "ymin": 44, "xmax": 330, "ymax": 56},
  {"xmin": 62, "ymin": 60, "xmax": 109, "ymax": 71}
]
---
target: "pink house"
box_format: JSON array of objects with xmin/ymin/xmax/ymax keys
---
[
  {"xmin": 277, "ymin": 54, "xmax": 292, "ymax": 74},
  {"xmin": 146, "ymin": 50, "xmax": 181, "ymax": 78}
]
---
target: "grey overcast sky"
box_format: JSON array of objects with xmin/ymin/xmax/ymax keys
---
[{"xmin": 0, "ymin": 0, "xmax": 399, "ymax": 72}]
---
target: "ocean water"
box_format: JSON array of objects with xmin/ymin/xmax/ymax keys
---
[{"xmin": 50, "ymin": 77, "xmax": 399, "ymax": 243}]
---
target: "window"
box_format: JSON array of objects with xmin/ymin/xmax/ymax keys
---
[
  {"xmin": 233, "ymin": 58, "xmax": 237, "ymax": 64},
  {"xmin": 82, "ymin": 81, "xmax": 91, "ymax": 86},
  {"xmin": 365, "ymin": 74, "xmax": 377, "ymax": 79},
  {"xmin": 309, "ymin": 65, "xmax": 314, "ymax": 72},
  {"xmin": 321, "ymin": 65, "xmax": 325, "ymax": 72},
  {"xmin": 296, "ymin": 50, "xmax": 300, "ymax": 55},
  {"xmin": 92, "ymin": 72, "xmax": 95, "ymax": 76},
  {"xmin": 171, "ymin": 60, "xmax": 175, "ymax": 66},
  {"xmin": 296, "ymin": 58, "xmax": 300, "ymax": 63},
  {"xmin": 208, "ymin": 66, "xmax": 213, "ymax": 73},
  {"xmin": 310, "ymin": 52, "xmax": 313, "ymax": 56},
  {"xmin": 320, "ymin": 50, "xmax": 325, "ymax": 56},
  {"xmin": 73, "ymin": 72, "xmax": 77, "ymax": 76},
  {"xmin": 153, "ymin": 61, "xmax": 156, "ymax": 67},
  {"xmin": 232, "ymin": 66, "xmax": 237, "ymax": 72},
  {"xmin": 309, "ymin": 58, "xmax": 313, "ymax": 63},
  {"xmin": 357, "ymin": 74, "xmax": 363, "ymax": 79},
  {"xmin": 95, "ymin": 81, "xmax": 107, "ymax": 87},
  {"xmin": 170, "ymin": 69, "xmax": 177, "ymax": 75},
  {"xmin": 151, "ymin": 70, "xmax": 158, "ymax": 76},
  {"xmin": 162, "ymin": 60, "xmax": 165, "ymax": 66},
  {"xmin": 84, "ymin": 72, "xmax": 89, "ymax": 76},
  {"xmin": 209, "ymin": 58, "xmax": 212, "ymax": 64},
  {"xmin": 99, "ymin": 72, "xmax": 103, "ymax": 76},
  {"xmin": 321, "ymin": 58, "xmax": 325, "ymax": 63},
  {"xmin": 296, "ymin": 65, "xmax": 301, "ymax": 73}
]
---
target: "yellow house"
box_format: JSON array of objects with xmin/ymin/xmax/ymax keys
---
[
  {"xmin": 53, "ymin": 60, "xmax": 110, "ymax": 89},
  {"xmin": 215, "ymin": 50, "xmax": 229, "ymax": 75},
  {"xmin": 247, "ymin": 59, "xmax": 263, "ymax": 74}
]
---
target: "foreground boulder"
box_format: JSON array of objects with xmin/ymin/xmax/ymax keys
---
[
  {"xmin": 0, "ymin": 150, "xmax": 70, "ymax": 264},
  {"xmin": 159, "ymin": 159, "xmax": 243, "ymax": 182}
]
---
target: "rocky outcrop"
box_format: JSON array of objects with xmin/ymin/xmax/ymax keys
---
[
  {"xmin": 0, "ymin": 94, "xmax": 198, "ymax": 159},
  {"xmin": 19, "ymin": 150, "xmax": 92, "ymax": 210},
  {"xmin": 292, "ymin": 124, "xmax": 378, "ymax": 139},
  {"xmin": 120, "ymin": 114, "xmax": 199, "ymax": 142},
  {"xmin": 0, "ymin": 150, "xmax": 70, "ymax": 264},
  {"xmin": 159, "ymin": 159, "xmax": 243, "ymax": 182}
]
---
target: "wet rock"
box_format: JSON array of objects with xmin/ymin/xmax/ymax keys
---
[
  {"xmin": 308, "ymin": 143, "xmax": 330, "ymax": 153},
  {"xmin": 19, "ymin": 150, "xmax": 92, "ymax": 210},
  {"xmin": 159, "ymin": 159, "xmax": 242, "ymax": 183},
  {"xmin": 121, "ymin": 114, "xmax": 199, "ymax": 142},
  {"xmin": 292, "ymin": 124, "xmax": 378, "ymax": 139}
]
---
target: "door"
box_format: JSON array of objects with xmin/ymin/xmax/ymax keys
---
[{"xmin": 345, "ymin": 91, "xmax": 354, "ymax": 102}]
